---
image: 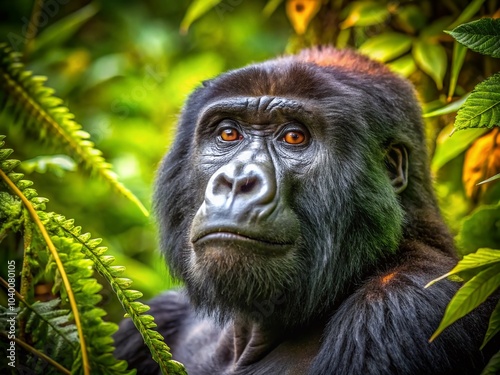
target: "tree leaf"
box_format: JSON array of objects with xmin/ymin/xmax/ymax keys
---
[
  {"xmin": 455, "ymin": 73, "xmax": 500, "ymax": 130},
  {"xmin": 430, "ymin": 263, "xmax": 500, "ymax": 341},
  {"xmin": 286, "ymin": 0, "xmax": 322, "ymax": 35},
  {"xmin": 447, "ymin": 0, "xmax": 488, "ymax": 31},
  {"xmin": 180, "ymin": 0, "xmax": 223, "ymax": 34},
  {"xmin": 482, "ymin": 299, "xmax": 500, "ymax": 348},
  {"xmin": 463, "ymin": 128, "xmax": 500, "ymax": 200},
  {"xmin": 431, "ymin": 125, "xmax": 487, "ymax": 172},
  {"xmin": 340, "ymin": 1, "xmax": 389, "ymax": 29},
  {"xmin": 448, "ymin": 18, "xmax": 500, "ymax": 58},
  {"xmin": 481, "ymin": 349, "xmax": 500, "ymax": 375},
  {"xmin": 413, "ymin": 39, "xmax": 447, "ymax": 90},
  {"xmin": 359, "ymin": 32, "xmax": 413, "ymax": 62},
  {"xmin": 425, "ymin": 95, "xmax": 469, "ymax": 118},
  {"xmin": 478, "ymin": 172, "xmax": 500, "ymax": 185},
  {"xmin": 457, "ymin": 205, "xmax": 500, "ymax": 254},
  {"xmin": 448, "ymin": 41, "xmax": 468, "ymax": 100},
  {"xmin": 387, "ymin": 54, "xmax": 416, "ymax": 77},
  {"xmin": 393, "ymin": 4, "xmax": 427, "ymax": 34}
]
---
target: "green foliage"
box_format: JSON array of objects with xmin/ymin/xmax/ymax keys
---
[
  {"xmin": 447, "ymin": 18, "xmax": 500, "ymax": 58},
  {"xmin": 0, "ymin": 44, "xmax": 148, "ymax": 217},
  {"xmin": 454, "ymin": 73, "xmax": 500, "ymax": 130}
]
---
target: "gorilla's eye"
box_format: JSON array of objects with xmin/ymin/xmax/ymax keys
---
[
  {"xmin": 283, "ymin": 131, "xmax": 306, "ymax": 145},
  {"xmin": 220, "ymin": 128, "xmax": 243, "ymax": 142}
]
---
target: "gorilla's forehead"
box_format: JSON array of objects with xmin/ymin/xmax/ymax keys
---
[{"xmin": 198, "ymin": 96, "xmax": 319, "ymax": 126}]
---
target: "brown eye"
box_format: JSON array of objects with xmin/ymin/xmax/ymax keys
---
[
  {"xmin": 220, "ymin": 128, "xmax": 242, "ymax": 142},
  {"xmin": 284, "ymin": 131, "xmax": 306, "ymax": 145}
]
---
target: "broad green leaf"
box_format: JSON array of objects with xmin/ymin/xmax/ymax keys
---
[
  {"xmin": 427, "ymin": 248, "xmax": 500, "ymax": 286},
  {"xmin": 448, "ymin": 41, "xmax": 468, "ymax": 99},
  {"xmin": 447, "ymin": 18, "xmax": 500, "ymax": 58},
  {"xmin": 455, "ymin": 73, "xmax": 500, "ymax": 130},
  {"xmin": 431, "ymin": 125, "xmax": 486, "ymax": 171},
  {"xmin": 482, "ymin": 300, "xmax": 500, "ymax": 348},
  {"xmin": 180, "ymin": 0, "xmax": 223, "ymax": 33},
  {"xmin": 340, "ymin": 2, "xmax": 389, "ymax": 29},
  {"xmin": 263, "ymin": 0, "xmax": 284, "ymax": 17},
  {"xmin": 430, "ymin": 263, "xmax": 500, "ymax": 341},
  {"xmin": 478, "ymin": 173, "xmax": 500, "ymax": 185},
  {"xmin": 387, "ymin": 54, "xmax": 416, "ymax": 77},
  {"xmin": 359, "ymin": 32, "xmax": 412, "ymax": 62},
  {"xmin": 457, "ymin": 204, "xmax": 500, "ymax": 254},
  {"xmin": 424, "ymin": 95, "xmax": 469, "ymax": 118},
  {"xmin": 448, "ymin": 0, "xmax": 487, "ymax": 30},
  {"xmin": 421, "ymin": 16, "xmax": 453, "ymax": 39},
  {"xmin": 413, "ymin": 39, "xmax": 447, "ymax": 90}
]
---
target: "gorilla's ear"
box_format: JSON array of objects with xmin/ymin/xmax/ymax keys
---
[{"xmin": 385, "ymin": 144, "xmax": 408, "ymax": 194}]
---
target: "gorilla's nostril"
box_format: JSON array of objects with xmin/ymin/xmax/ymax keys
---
[{"xmin": 239, "ymin": 178, "xmax": 256, "ymax": 194}]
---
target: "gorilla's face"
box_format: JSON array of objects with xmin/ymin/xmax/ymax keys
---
[{"xmin": 155, "ymin": 59, "xmax": 410, "ymax": 327}]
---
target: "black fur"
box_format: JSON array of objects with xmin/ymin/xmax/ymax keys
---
[{"xmin": 114, "ymin": 47, "xmax": 497, "ymax": 374}]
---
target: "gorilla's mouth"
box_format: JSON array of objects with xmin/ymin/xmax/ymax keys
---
[{"xmin": 192, "ymin": 228, "xmax": 294, "ymax": 252}]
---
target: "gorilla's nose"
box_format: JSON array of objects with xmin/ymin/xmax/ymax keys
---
[{"xmin": 205, "ymin": 162, "xmax": 276, "ymax": 217}]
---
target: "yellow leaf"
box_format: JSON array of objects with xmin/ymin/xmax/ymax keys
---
[
  {"xmin": 286, "ymin": 0, "xmax": 322, "ymax": 35},
  {"xmin": 463, "ymin": 127, "xmax": 500, "ymax": 201}
]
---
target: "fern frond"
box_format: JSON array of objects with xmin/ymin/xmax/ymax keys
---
[
  {"xmin": 0, "ymin": 45, "xmax": 149, "ymax": 217},
  {"xmin": 50, "ymin": 215, "xmax": 187, "ymax": 375}
]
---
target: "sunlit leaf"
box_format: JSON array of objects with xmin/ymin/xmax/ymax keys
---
[
  {"xmin": 447, "ymin": 0, "xmax": 487, "ymax": 31},
  {"xmin": 359, "ymin": 32, "xmax": 412, "ymax": 62},
  {"xmin": 448, "ymin": 41, "xmax": 468, "ymax": 100},
  {"xmin": 455, "ymin": 73, "xmax": 500, "ymax": 130},
  {"xmin": 430, "ymin": 263, "xmax": 500, "ymax": 341},
  {"xmin": 463, "ymin": 128, "xmax": 500, "ymax": 200},
  {"xmin": 263, "ymin": 0, "xmax": 285, "ymax": 17},
  {"xmin": 340, "ymin": 1, "xmax": 389, "ymax": 29},
  {"xmin": 482, "ymin": 300, "xmax": 500, "ymax": 348},
  {"xmin": 447, "ymin": 18, "xmax": 500, "ymax": 58},
  {"xmin": 286, "ymin": 0, "xmax": 322, "ymax": 35},
  {"xmin": 387, "ymin": 54, "xmax": 416, "ymax": 77},
  {"xmin": 180, "ymin": 0, "xmax": 223, "ymax": 34},
  {"xmin": 457, "ymin": 205, "xmax": 500, "ymax": 254},
  {"xmin": 413, "ymin": 38, "xmax": 447, "ymax": 90},
  {"xmin": 427, "ymin": 249, "xmax": 500, "ymax": 287}
]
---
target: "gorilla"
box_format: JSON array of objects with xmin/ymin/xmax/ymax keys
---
[{"xmin": 114, "ymin": 47, "xmax": 497, "ymax": 374}]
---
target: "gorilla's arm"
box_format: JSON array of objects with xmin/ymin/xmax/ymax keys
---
[{"xmin": 309, "ymin": 247, "xmax": 494, "ymax": 375}]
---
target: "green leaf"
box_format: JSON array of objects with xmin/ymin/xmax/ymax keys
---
[
  {"xmin": 180, "ymin": 0, "xmax": 223, "ymax": 33},
  {"xmin": 413, "ymin": 39, "xmax": 447, "ymax": 90},
  {"xmin": 448, "ymin": 0, "xmax": 487, "ymax": 31},
  {"xmin": 431, "ymin": 125, "xmax": 486, "ymax": 171},
  {"xmin": 448, "ymin": 41, "xmax": 468, "ymax": 99},
  {"xmin": 359, "ymin": 32, "xmax": 413, "ymax": 62},
  {"xmin": 455, "ymin": 73, "xmax": 500, "ymax": 130},
  {"xmin": 430, "ymin": 263, "xmax": 500, "ymax": 341},
  {"xmin": 424, "ymin": 95, "xmax": 469, "ymax": 118},
  {"xmin": 447, "ymin": 18, "xmax": 500, "ymax": 58},
  {"xmin": 482, "ymin": 299, "xmax": 500, "ymax": 348},
  {"xmin": 457, "ymin": 204, "xmax": 500, "ymax": 254},
  {"xmin": 482, "ymin": 350, "xmax": 500, "ymax": 375},
  {"xmin": 387, "ymin": 54, "xmax": 416, "ymax": 77},
  {"xmin": 340, "ymin": 2, "xmax": 389, "ymax": 29},
  {"xmin": 393, "ymin": 4, "xmax": 427, "ymax": 34},
  {"xmin": 427, "ymin": 248, "xmax": 500, "ymax": 286}
]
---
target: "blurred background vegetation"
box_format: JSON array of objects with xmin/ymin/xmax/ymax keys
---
[{"xmin": 1, "ymin": 0, "xmax": 499, "ymax": 326}]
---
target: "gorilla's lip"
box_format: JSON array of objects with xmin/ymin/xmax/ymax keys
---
[{"xmin": 192, "ymin": 228, "xmax": 294, "ymax": 247}]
